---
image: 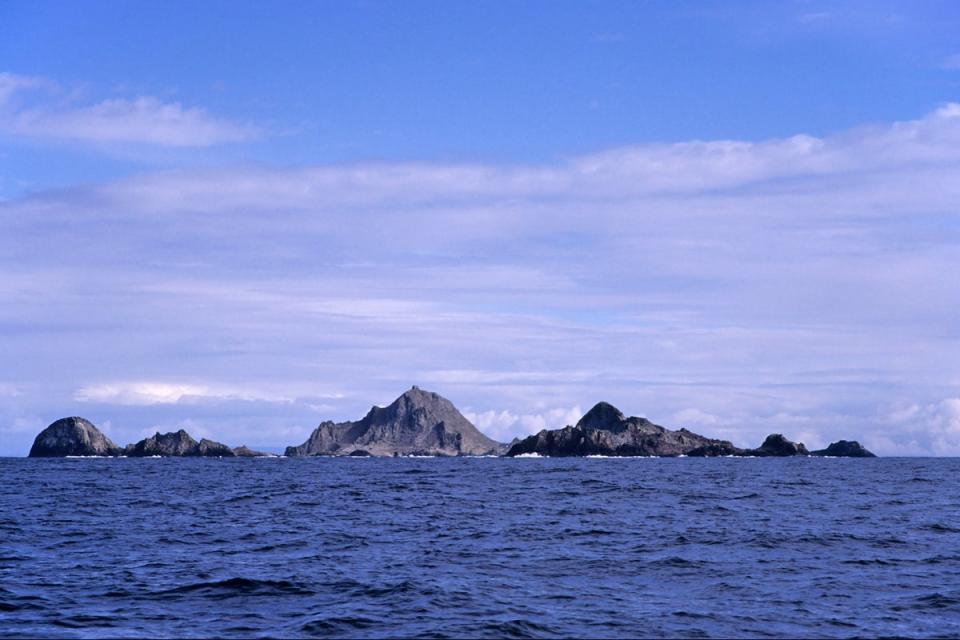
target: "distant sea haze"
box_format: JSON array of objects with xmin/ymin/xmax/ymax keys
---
[{"xmin": 26, "ymin": 387, "xmax": 875, "ymax": 459}]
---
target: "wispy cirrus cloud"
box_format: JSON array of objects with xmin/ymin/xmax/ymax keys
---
[
  {"xmin": 72, "ymin": 382, "xmax": 296, "ymax": 406},
  {"xmin": 32, "ymin": 100, "xmax": 953, "ymax": 211},
  {"xmin": 0, "ymin": 72, "xmax": 258, "ymax": 147}
]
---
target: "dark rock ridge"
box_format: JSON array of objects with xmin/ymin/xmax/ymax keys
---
[
  {"xmin": 686, "ymin": 442, "xmax": 743, "ymax": 457},
  {"xmin": 28, "ymin": 417, "xmax": 122, "ymax": 457},
  {"xmin": 197, "ymin": 438, "xmax": 236, "ymax": 457},
  {"xmin": 811, "ymin": 440, "xmax": 876, "ymax": 458},
  {"xmin": 506, "ymin": 402, "xmax": 736, "ymax": 457},
  {"xmin": 506, "ymin": 404, "xmax": 870, "ymax": 458},
  {"xmin": 749, "ymin": 433, "xmax": 810, "ymax": 457},
  {"xmin": 285, "ymin": 386, "xmax": 505, "ymax": 457},
  {"xmin": 125, "ymin": 430, "xmax": 236, "ymax": 457},
  {"xmin": 686, "ymin": 434, "xmax": 812, "ymax": 458}
]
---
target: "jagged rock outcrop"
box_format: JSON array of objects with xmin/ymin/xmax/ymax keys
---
[
  {"xmin": 506, "ymin": 402, "xmax": 738, "ymax": 457},
  {"xmin": 285, "ymin": 386, "xmax": 505, "ymax": 457},
  {"xmin": 747, "ymin": 433, "xmax": 809, "ymax": 457},
  {"xmin": 28, "ymin": 417, "xmax": 122, "ymax": 457},
  {"xmin": 687, "ymin": 442, "xmax": 745, "ymax": 457},
  {"xmin": 232, "ymin": 445, "xmax": 274, "ymax": 457},
  {"xmin": 811, "ymin": 440, "xmax": 876, "ymax": 458},
  {"xmin": 197, "ymin": 438, "xmax": 236, "ymax": 457},
  {"xmin": 126, "ymin": 430, "xmax": 197, "ymax": 457},
  {"xmin": 125, "ymin": 430, "xmax": 236, "ymax": 457}
]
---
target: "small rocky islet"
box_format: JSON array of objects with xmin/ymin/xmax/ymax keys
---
[
  {"xmin": 26, "ymin": 386, "xmax": 876, "ymax": 458},
  {"xmin": 28, "ymin": 418, "xmax": 273, "ymax": 458}
]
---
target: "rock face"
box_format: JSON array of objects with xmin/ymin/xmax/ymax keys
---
[
  {"xmin": 28, "ymin": 417, "xmax": 122, "ymax": 457},
  {"xmin": 285, "ymin": 386, "xmax": 505, "ymax": 457},
  {"xmin": 506, "ymin": 402, "xmax": 738, "ymax": 457},
  {"xmin": 232, "ymin": 445, "xmax": 274, "ymax": 457},
  {"xmin": 687, "ymin": 442, "xmax": 745, "ymax": 457},
  {"xmin": 197, "ymin": 438, "xmax": 236, "ymax": 457},
  {"xmin": 748, "ymin": 434, "xmax": 809, "ymax": 457},
  {"xmin": 125, "ymin": 430, "xmax": 236, "ymax": 457},
  {"xmin": 811, "ymin": 440, "xmax": 876, "ymax": 457}
]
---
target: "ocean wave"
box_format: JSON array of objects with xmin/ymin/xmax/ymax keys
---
[
  {"xmin": 155, "ymin": 577, "xmax": 314, "ymax": 599},
  {"xmin": 301, "ymin": 615, "xmax": 378, "ymax": 634},
  {"xmin": 469, "ymin": 618, "xmax": 558, "ymax": 638}
]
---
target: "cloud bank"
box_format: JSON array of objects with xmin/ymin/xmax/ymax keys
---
[
  {"xmin": 73, "ymin": 382, "xmax": 296, "ymax": 406},
  {"xmin": 2, "ymin": 104, "xmax": 959, "ymax": 454},
  {"xmin": 0, "ymin": 72, "xmax": 257, "ymax": 147}
]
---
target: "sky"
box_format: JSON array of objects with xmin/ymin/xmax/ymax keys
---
[{"xmin": 2, "ymin": 1, "xmax": 960, "ymax": 455}]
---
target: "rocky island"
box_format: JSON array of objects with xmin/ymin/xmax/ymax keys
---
[
  {"xmin": 506, "ymin": 407, "xmax": 874, "ymax": 458},
  {"xmin": 125, "ymin": 430, "xmax": 237, "ymax": 457},
  {"xmin": 810, "ymin": 440, "xmax": 875, "ymax": 457},
  {"xmin": 25, "ymin": 387, "xmax": 875, "ymax": 458},
  {"xmin": 504, "ymin": 401, "xmax": 734, "ymax": 457},
  {"xmin": 29, "ymin": 417, "xmax": 124, "ymax": 457},
  {"xmin": 285, "ymin": 386, "xmax": 505, "ymax": 457},
  {"xmin": 28, "ymin": 419, "xmax": 273, "ymax": 458}
]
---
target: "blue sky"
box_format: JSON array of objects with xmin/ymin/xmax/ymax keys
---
[{"xmin": 2, "ymin": 1, "xmax": 960, "ymax": 455}]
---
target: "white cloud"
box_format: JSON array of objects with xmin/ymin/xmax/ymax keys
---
[
  {"xmin": 520, "ymin": 406, "xmax": 585, "ymax": 433},
  {"xmin": 877, "ymin": 399, "xmax": 960, "ymax": 456},
  {"xmin": 27, "ymin": 99, "xmax": 947, "ymax": 215},
  {"xmin": 5, "ymin": 416, "xmax": 42, "ymax": 434},
  {"xmin": 464, "ymin": 406, "xmax": 583, "ymax": 441},
  {"xmin": 73, "ymin": 382, "xmax": 293, "ymax": 406},
  {"xmin": 462, "ymin": 409, "xmax": 518, "ymax": 440},
  {"xmin": 0, "ymin": 71, "xmax": 257, "ymax": 147},
  {"xmin": 671, "ymin": 407, "xmax": 831, "ymax": 450},
  {"xmin": 0, "ymin": 72, "xmax": 51, "ymax": 103},
  {"xmin": 671, "ymin": 408, "xmax": 725, "ymax": 427}
]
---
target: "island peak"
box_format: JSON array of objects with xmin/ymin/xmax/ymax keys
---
[
  {"xmin": 287, "ymin": 387, "xmax": 504, "ymax": 457},
  {"xmin": 576, "ymin": 402, "xmax": 626, "ymax": 430}
]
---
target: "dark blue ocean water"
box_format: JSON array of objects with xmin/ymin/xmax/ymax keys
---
[{"xmin": 1, "ymin": 457, "xmax": 959, "ymax": 639}]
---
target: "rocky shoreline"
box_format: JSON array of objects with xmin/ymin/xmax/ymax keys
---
[{"xmin": 26, "ymin": 387, "xmax": 876, "ymax": 458}]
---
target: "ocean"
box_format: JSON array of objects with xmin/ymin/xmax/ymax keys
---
[{"xmin": 1, "ymin": 457, "xmax": 958, "ymax": 638}]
